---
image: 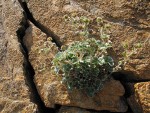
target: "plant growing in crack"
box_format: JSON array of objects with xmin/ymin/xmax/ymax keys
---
[
  {"xmin": 64, "ymin": 14, "xmax": 111, "ymax": 41},
  {"xmin": 52, "ymin": 38, "xmax": 114, "ymax": 96},
  {"xmin": 52, "ymin": 15, "xmax": 115, "ymax": 96},
  {"xmin": 64, "ymin": 14, "xmax": 91, "ymax": 38},
  {"xmin": 115, "ymin": 41, "xmax": 143, "ymax": 71},
  {"xmin": 37, "ymin": 37, "xmax": 58, "ymax": 73},
  {"xmin": 38, "ymin": 37, "xmax": 53, "ymax": 55}
]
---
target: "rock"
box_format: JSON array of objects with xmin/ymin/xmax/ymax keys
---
[
  {"xmin": 0, "ymin": 98, "xmax": 37, "ymax": 113},
  {"xmin": 26, "ymin": 0, "xmax": 150, "ymax": 80},
  {"xmin": 58, "ymin": 106, "xmax": 90, "ymax": 113},
  {"xmin": 128, "ymin": 82, "xmax": 150, "ymax": 113},
  {"xmin": 0, "ymin": 0, "xmax": 37, "ymax": 112},
  {"xmin": 58, "ymin": 106, "xmax": 112, "ymax": 113},
  {"xmin": 1, "ymin": 0, "xmax": 149, "ymax": 112},
  {"xmin": 25, "ymin": 23, "xmax": 128, "ymax": 112}
]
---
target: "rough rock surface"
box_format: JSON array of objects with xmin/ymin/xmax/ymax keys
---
[
  {"xmin": 0, "ymin": 0, "xmax": 37, "ymax": 112},
  {"xmin": 58, "ymin": 106, "xmax": 114, "ymax": 113},
  {"xmin": 58, "ymin": 106, "xmax": 91, "ymax": 113},
  {"xmin": 27, "ymin": 0, "xmax": 150, "ymax": 80},
  {"xmin": 25, "ymin": 23, "xmax": 128, "ymax": 112},
  {"xmin": 1, "ymin": 0, "xmax": 149, "ymax": 113},
  {"xmin": 128, "ymin": 82, "xmax": 150, "ymax": 113}
]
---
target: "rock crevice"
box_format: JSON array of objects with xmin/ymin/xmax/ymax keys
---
[
  {"xmin": 16, "ymin": 13, "xmax": 56, "ymax": 113},
  {"xmin": 18, "ymin": 0, "xmax": 62, "ymax": 48}
]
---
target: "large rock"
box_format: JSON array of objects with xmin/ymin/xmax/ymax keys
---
[
  {"xmin": 58, "ymin": 106, "xmax": 111, "ymax": 113},
  {"xmin": 0, "ymin": 0, "xmax": 37, "ymax": 112},
  {"xmin": 59, "ymin": 106, "xmax": 136, "ymax": 113},
  {"xmin": 128, "ymin": 82, "xmax": 150, "ymax": 113},
  {"xmin": 26, "ymin": 0, "xmax": 150, "ymax": 80},
  {"xmin": 25, "ymin": 23, "xmax": 128, "ymax": 112},
  {"xmin": 58, "ymin": 106, "xmax": 91, "ymax": 113}
]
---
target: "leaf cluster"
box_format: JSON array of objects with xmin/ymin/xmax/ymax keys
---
[{"xmin": 52, "ymin": 38, "xmax": 114, "ymax": 96}]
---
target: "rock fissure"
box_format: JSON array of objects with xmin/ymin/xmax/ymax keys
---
[
  {"xmin": 18, "ymin": 0, "xmax": 62, "ymax": 49},
  {"xmin": 16, "ymin": 16, "xmax": 56, "ymax": 113},
  {"xmin": 112, "ymin": 72, "xmax": 150, "ymax": 83},
  {"xmin": 111, "ymin": 73, "xmax": 150, "ymax": 113},
  {"xmin": 103, "ymin": 14, "xmax": 150, "ymax": 31}
]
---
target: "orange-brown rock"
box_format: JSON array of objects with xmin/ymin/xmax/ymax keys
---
[
  {"xmin": 128, "ymin": 82, "xmax": 150, "ymax": 113},
  {"xmin": 0, "ymin": 0, "xmax": 37, "ymax": 112},
  {"xmin": 25, "ymin": 23, "xmax": 128, "ymax": 112},
  {"xmin": 26, "ymin": 0, "xmax": 150, "ymax": 80},
  {"xmin": 58, "ymin": 106, "xmax": 113, "ymax": 113},
  {"xmin": 2, "ymin": 0, "xmax": 149, "ymax": 112},
  {"xmin": 58, "ymin": 106, "xmax": 90, "ymax": 113}
]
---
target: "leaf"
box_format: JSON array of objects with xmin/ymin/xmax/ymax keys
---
[
  {"xmin": 63, "ymin": 64, "xmax": 72, "ymax": 72},
  {"xmin": 104, "ymin": 56, "xmax": 114, "ymax": 66},
  {"xmin": 122, "ymin": 51, "xmax": 127, "ymax": 57},
  {"xmin": 98, "ymin": 57, "xmax": 106, "ymax": 65},
  {"xmin": 123, "ymin": 43, "xmax": 128, "ymax": 49},
  {"xmin": 101, "ymin": 34, "xmax": 110, "ymax": 39}
]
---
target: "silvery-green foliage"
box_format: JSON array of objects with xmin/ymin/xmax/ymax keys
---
[{"xmin": 52, "ymin": 38, "xmax": 114, "ymax": 96}]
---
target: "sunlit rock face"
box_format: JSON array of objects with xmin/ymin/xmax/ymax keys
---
[
  {"xmin": 0, "ymin": 0, "xmax": 149, "ymax": 113},
  {"xmin": 0, "ymin": 0, "xmax": 37, "ymax": 112},
  {"xmin": 27, "ymin": 0, "xmax": 150, "ymax": 80}
]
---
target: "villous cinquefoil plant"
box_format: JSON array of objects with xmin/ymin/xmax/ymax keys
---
[{"xmin": 52, "ymin": 15, "xmax": 114, "ymax": 96}]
